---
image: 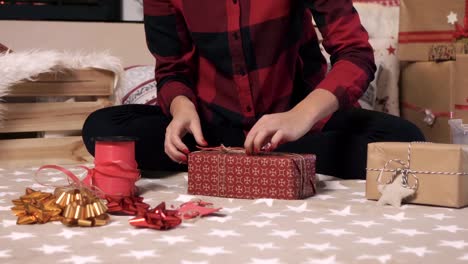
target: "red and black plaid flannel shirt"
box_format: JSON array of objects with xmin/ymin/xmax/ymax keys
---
[{"xmin": 144, "ymin": 0, "xmax": 376, "ymax": 132}]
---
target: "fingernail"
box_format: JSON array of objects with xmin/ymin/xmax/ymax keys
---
[
  {"xmin": 183, "ymin": 149, "xmax": 190, "ymax": 154},
  {"xmin": 202, "ymin": 139, "xmax": 208, "ymax": 145}
]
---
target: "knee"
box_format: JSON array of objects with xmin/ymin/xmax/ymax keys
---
[
  {"xmin": 398, "ymin": 119, "xmax": 425, "ymax": 142},
  {"xmin": 82, "ymin": 106, "xmax": 119, "ymax": 150},
  {"xmin": 82, "ymin": 107, "xmax": 110, "ymax": 138},
  {"xmin": 378, "ymin": 116, "xmax": 425, "ymax": 142}
]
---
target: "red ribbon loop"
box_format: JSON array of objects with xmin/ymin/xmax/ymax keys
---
[
  {"xmin": 106, "ymin": 196, "xmax": 150, "ymax": 216},
  {"xmin": 454, "ymin": 21, "xmax": 468, "ymax": 40}
]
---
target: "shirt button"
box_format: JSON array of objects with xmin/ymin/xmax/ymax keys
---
[
  {"xmin": 233, "ymin": 32, "xmax": 240, "ymax": 40},
  {"xmin": 238, "ymin": 68, "xmax": 246, "ymax": 76},
  {"xmin": 246, "ymin": 106, "xmax": 252, "ymax": 112}
]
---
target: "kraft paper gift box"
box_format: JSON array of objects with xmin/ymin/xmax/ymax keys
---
[
  {"xmin": 366, "ymin": 142, "xmax": 468, "ymax": 208},
  {"xmin": 398, "ymin": 0, "xmax": 468, "ymax": 61},
  {"xmin": 401, "ymin": 54, "xmax": 468, "ymax": 143},
  {"xmin": 187, "ymin": 149, "xmax": 316, "ymax": 200}
]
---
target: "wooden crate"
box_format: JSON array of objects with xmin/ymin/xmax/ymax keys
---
[{"xmin": 0, "ymin": 69, "xmax": 114, "ymax": 168}]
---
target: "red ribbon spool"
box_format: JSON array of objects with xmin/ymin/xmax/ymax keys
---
[{"xmin": 83, "ymin": 137, "xmax": 140, "ymax": 198}]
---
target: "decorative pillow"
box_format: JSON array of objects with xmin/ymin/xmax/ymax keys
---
[
  {"xmin": 0, "ymin": 43, "xmax": 11, "ymax": 53},
  {"xmin": 117, "ymin": 65, "xmax": 157, "ymax": 105},
  {"xmin": 354, "ymin": 1, "xmax": 400, "ymax": 116},
  {"xmin": 358, "ymin": 64, "xmax": 383, "ymax": 111},
  {"xmin": 318, "ymin": 1, "xmax": 400, "ymax": 115}
]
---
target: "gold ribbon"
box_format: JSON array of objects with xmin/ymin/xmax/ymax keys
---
[
  {"xmin": 11, "ymin": 165, "xmax": 111, "ymax": 227},
  {"xmin": 54, "ymin": 188, "xmax": 109, "ymax": 227},
  {"xmin": 11, "ymin": 188, "xmax": 62, "ymax": 225}
]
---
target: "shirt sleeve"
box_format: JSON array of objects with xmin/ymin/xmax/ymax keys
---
[
  {"xmin": 305, "ymin": 0, "xmax": 376, "ymax": 108},
  {"xmin": 143, "ymin": 0, "xmax": 197, "ymax": 116}
]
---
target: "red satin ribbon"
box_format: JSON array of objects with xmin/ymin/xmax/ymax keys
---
[
  {"xmin": 398, "ymin": 30, "xmax": 455, "ymax": 44},
  {"xmin": 455, "ymin": 104, "xmax": 468, "ymax": 110},
  {"xmin": 129, "ymin": 202, "xmax": 183, "ymax": 230},
  {"xmin": 82, "ymin": 160, "xmax": 140, "ymax": 198},
  {"xmin": 400, "ymin": 2, "xmax": 468, "ymax": 43},
  {"xmin": 128, "ymin": 200, "xmax": 222, "ymax": 230},
  {"xmin": 36, "ymin": 161, "xmax": 140, "ymax": 198},
  {"xmin": 106, "ymin": 196, "xmax": 150, "ymax": 216},
  {"xmin": 458, "ymin": 0, "xmax": 468, "ymax": 39},
  {"xmin": 402, "ymin": 102, "xmax": 452, "ymax": 118},
  {"xmin": 454, "ymin": 17, "xmax": 468, "ymax": 40},
  {"xmin": 35, "ymin": 164, "xmax": 86, "ymax": 186}
]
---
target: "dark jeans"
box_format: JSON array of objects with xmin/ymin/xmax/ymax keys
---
[{"xmin": 82, "ymin": 105, "xmax": 424, "ymax": 179}]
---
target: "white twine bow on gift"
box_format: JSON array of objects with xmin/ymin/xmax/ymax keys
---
[
  {"xmin": 423, "ymin": 109, "xmax": 436, "ymax": 126},
  {"xmin": 367, "ymin": 142, "xmax": 468, "ymax": 191}
]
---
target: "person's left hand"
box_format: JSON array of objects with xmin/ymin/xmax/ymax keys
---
[{"xmin": 244, "ymin": 109, "xmax": 313, "ymax": 155}]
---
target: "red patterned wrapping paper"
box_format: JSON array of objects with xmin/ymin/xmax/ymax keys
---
[{"xmin": 188, "ymin": 151, "xmax": 316, "ymax": 200}]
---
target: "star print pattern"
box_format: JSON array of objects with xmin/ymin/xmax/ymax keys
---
[
  {"xmin": 192, "ymin": 247, "xmax": 232, "ymax": 256},
  {"xmin": 1, "ymin": 166, "xmax": 468, "ymax": 264},
  {"xmin": 391, "ymin": 228, "xmax": 428, "ymax": 237},
  {"xmin": 439, "ymin": 240, "xmax": 468, "ymax": 249},
  {"xmin": 120, "ymin": 250, "xmax": 159, "ymax": 260},
  {"xmin": 248, "ymin": 258, "xmax": 281, "ymax": 264},
  {"xmin": 399, "ymin": 247, "xmax": 436, "ymax": 257},
  {"xmin": 424, "ymin": 213, "xmax": 454, "ymax": 221},
  {"xmin": 328, "ymin": 206, "xmax": 355, "ymax": 217},
  {"xmin": 357, "ymin": 255, "xmax": 391, "ymax": 264},
  {"xmin": 153, "ymin": 235, "xmax": 192, "ymax": 245},
  {"xmin": 0, "ymin": 250, "xmax": 11, "ymax": 258},
  {"xmin": 243, "ymin": 220, "xmax": 277, "ymax": 228},
  {"xmin": 300, "ymin": 243, "xmax": 339, "ymax": 252},
  {"xmin": 447, "ymin": 11, "xmax": 458, "ymax": 25},
  {"xmin": 433, "ymin": 225, "xmax": 467, "ymax": 233},
  {"xmin": 60, "ymin": 255, "xmax": 101, "ymax": 264},
  {"xmin": 32, "ymin": 245, "xmax": 71, "ymax": 254},
  {"xmin": 93, "ymin": 237, "xmax": 130, "ymax": 247},
  {"xmin": 355, "ymin": 237, "xmax": 392, "ymax": 246},
  {"xmin": 247, "ymin": 243, "xmax": 279, "ymax": 251}
]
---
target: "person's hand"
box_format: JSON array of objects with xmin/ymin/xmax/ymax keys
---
[
  {"xmin": 165, "ymin": 96, "xmax": 207, "ymax": 163},
  {"xmin": 244, "ymin": 88, "xmax": 339, "ymax": 154},
  {"xmin": 244, "ymin": 109, "xmax": 313, "ymax": 154}
]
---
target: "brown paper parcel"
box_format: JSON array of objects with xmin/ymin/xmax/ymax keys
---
[
  {"xmin": 366, "ymin": 142, "xmax": 468, "ymax": 208},
  {"xmin": 399, "ymin": 0, "xmax": 466, "ymax": 61},
  {"xmin": 401, "ymin": 54, "xmax": 468, "ymax": 143}
]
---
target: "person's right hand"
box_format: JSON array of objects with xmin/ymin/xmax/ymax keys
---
[{"xmin": 165, "ymin": 96, "xmax": 207, "ymax": 164}]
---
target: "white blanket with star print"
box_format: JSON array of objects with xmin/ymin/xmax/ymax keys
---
[{"xmin": 1, "ymin": 165, "xmax": 467, "ymax": 264}]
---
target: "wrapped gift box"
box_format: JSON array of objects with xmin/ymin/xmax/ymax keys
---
[
  {"xmin": 366, "ymin": 142, "xmax": 468, "ymax": 208},
  {"xmin": 188, "ymin": 150, "xmax": 316, "ymax": 200},
  {"xmin": 398, "ymin": 0, "xmax": 467, "ymax": 61},
  {"xmin": 401, "ymin": 54, "xmax": 468, "ymax": 143}
]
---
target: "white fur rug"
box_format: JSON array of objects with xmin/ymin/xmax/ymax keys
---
[{"xmin": 0, "ymin": 50, "xmax": 123, "ymax": 117}]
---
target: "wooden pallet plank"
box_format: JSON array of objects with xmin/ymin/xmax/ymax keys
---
[
  {"xmin": 6, "ymin": 69, "xmax": 115, "ymax": 97},
  {"xmin": 0, "ymin": 100, "xmax": 111, "ymax": 133},
  {"xmin": 0, "ymin": 137, "xmax": 93, "ymax": 168}
]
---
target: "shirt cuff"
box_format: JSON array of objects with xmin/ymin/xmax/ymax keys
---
[
  {"xmin": 157, "ymin": 80, "xmax": 197, "ymax": 116},
  {"xmin": 315, "ymin": 60, "xmax": 370, "ymax": 108}
]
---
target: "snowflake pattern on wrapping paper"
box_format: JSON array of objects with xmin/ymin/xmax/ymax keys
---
[{"xmin": 188, "ymin": 152, "xmax": 316, "ymax": 200}]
